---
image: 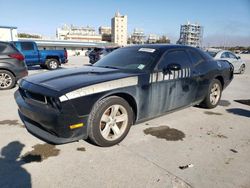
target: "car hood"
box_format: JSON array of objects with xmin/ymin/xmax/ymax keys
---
[{"xmin": 22, "ymin": 66, "xmax": 140, "ymax": 94}]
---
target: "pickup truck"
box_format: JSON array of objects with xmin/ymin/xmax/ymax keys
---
[{"xmin": 13, "ymin": 41, "xmax": 68, "ymax": 70}]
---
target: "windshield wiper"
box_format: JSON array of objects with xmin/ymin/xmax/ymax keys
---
[{"xmin": 99, "ymin": 66, "xmax": 120, "ymax": 69}]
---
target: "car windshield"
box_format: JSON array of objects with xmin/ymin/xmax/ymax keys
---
[
  {"xmin": 93, "ymin": 47, "xmax": 161, "ymax": 71},
  {"xmin": 206, "ymin": 51, "xmax": 218, "ymax": 57}
]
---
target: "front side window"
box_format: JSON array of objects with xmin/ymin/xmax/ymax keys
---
[
  {"xmin": 157, "ymin": 50, "xmax": 192, "ymax": 70},
  {"xmin": 21, "ymin": 42, "xmax": 34, "ymax": 51}
]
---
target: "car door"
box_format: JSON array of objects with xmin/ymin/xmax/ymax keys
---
[
  {"xmin": 227, "ymin": 52, "xmax": 241, "ymax": 71},
  {"xmin": 20, "ymin": 42, "xmax": 39, "ymax": 66},
  {"xmin": 142, "ymin": 49, "xmax": 197, "ymax": 118},
  {"xmin": 159, "ymin": 49, "xmax": 198, "ymax": 109},
  {"xmin": 220, "ymin": 52, "xmax": 238, "ymax": 70}
]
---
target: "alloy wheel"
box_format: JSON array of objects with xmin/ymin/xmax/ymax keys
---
[
  {"xmin": 210, "ymin": 83, "xmax": 221, "ymax": 105},
  {"xmin": 99, "ymin": 104, "xmax": 128, "ymax": 141},
  {"xmin": 0, "ymin": 73, "xmax": 13, "ymax": 89}
]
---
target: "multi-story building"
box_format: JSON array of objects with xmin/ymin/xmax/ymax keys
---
[
  {"xmin": 147, "ymin": 34, "xmax": 159, "ymax": 44},
  {"xmin": 177, "ymin": 22, "xmax": 203, "ymax": 47},
  {"xmin": 99, "ymin": 26, "xmax": 111, "ymax": 35},
  {"xmin": 56, "ymin": 24, "xmax": 102, "ymax": 42},
  {"xmin": 99, "ymin": 26, "xmax": 112, "ymax": 42},
  {"xmin": 129, "ymin": 28, "xmax": 146, "ymax": 44},
  {"xmin": 111, "ymin": 12, "xmax": 127, "ymax": 46}
]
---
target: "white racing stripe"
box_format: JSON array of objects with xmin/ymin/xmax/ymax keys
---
[
  {"xmin": 59, "ymin": 76, "xmax": 138, "ymax": 102},
  {"xmin": 150, "ymin": 67, "xmax": 191, "ymax": 83}
]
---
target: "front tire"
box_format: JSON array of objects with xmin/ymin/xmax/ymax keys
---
[
  {"xmin": 46, "ymin": 59, "xmax": 59, "ymax": 70},
  {"xmin": 200, "ymin": 79, "xmax": 222, "ymax": 109},
  {"xmin": 88, "ymin": 96, "xmax": 133, "ymax": 147},
  {"xmin": 0, "ymin": 70, "xmax": 15, "ymax": 90}
]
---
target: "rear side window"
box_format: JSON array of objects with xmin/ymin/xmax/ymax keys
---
[
  {"xmin": 221, "ymin": 52, "xmax": 229, "ymax": 58},
  {"xmin": 21, "ymin": 42, "xmax": 34, "ymax": 51},
  {"xmin": 0, "ymin": 43, "xmax": 7, "ymax": 53},
  {"xmin": 158, "ymin": 50, "xmax": 192, "ymax": 70},
  {"xmin": 0, "ymin": 42, "xmax": 17, "ymax": 54},
  {"xmin": 228, "ymin": 52, "xmax": 237, "ymax": 59},
  {"xmin": 188, "ymin": 49, "xmax": 205, "ymax": 66}
]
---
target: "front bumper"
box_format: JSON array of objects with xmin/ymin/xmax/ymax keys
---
[{"xmin": 15, "ymin": 90, "xmax": 88, "ymax": 144}]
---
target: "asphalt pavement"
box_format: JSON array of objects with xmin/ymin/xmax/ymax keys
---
[{"xmin": 0, "ymin": 55, "xmax": 249, "ymax": 188}]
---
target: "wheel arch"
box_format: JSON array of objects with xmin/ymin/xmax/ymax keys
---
[
  {"xmin": 104, "ymin": 92, "xmax": 138, "ymax": 123},
  {"xmin": 215, "ymin": 75, "xmax": 224, "ymax": 89},
  {"xmin": 0, "ymin": 68, "xmax": 16, "ymax": 77},
  {"xmin": 46, "ymin": 56, "xmax": 60, "ymax": 62}
]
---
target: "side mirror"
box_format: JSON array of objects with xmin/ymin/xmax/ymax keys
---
[{"xmin": 163, "ymin": 63, "xmax": 181, "ymax": 74}]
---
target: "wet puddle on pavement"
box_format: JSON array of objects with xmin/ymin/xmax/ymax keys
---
[
  {"xmin": 144, "ymin": 126, "xmax": 185, "ymax": 141},
  {"xmin": 21, "ymin": 144, "xmax": 60, "ymax": 163},
  {"xmin": 219, "ymin": 100, "xmax": 231, "ymax": 107},
  {"xmin": 204, "ymin": 111, "xmax": 223, "ymax": 115},
  {"xmin": 0, "ymin": 120, "xmax": 24, "ymax": 128}
]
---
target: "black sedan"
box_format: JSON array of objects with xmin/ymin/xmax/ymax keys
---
[{"xmin": 15, "ymin": 45, "xmax": 233, "ymax": 147}]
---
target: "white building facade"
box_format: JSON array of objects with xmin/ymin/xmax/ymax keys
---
[
  {"xmin": 111, "ymin": 12, "xmax": 128, "ymax": 46},
  {"xmin": 56, "ymin": 24, "xmax": 102, "ymax": 42},
  {"xmin": 0, "ymin": 26, "xmax": 18, "ymax": 41}
]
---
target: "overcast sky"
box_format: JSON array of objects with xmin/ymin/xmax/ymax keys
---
[{"xmin": 0, "ymin": 0, "xmax": 249, "ymax": 46}]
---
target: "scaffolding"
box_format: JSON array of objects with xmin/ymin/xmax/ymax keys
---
[{"xmin": 177, "ymin": 22, "xmax": 203, "ymax": 47}]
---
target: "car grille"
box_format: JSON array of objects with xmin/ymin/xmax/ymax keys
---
[{"xmin": 19, "ymin": 88, "xmax": 47, "ymax": 104}]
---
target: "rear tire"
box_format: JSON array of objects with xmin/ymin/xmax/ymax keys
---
[
  {"xmin": 88, "ymin": 96, "xmax": 133, "ymax": 147},
  {"xmin": 0, "ymin": 70, "xmax": 15, "ymax": 90},
  {"xmin": 200, "ymin": 79, "xmax": 222, "ymax": 109},
  {"xmin": 46, "ymin": 59, "xmax": 59, "ymax": 70}
]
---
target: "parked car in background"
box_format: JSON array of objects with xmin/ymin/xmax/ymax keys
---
[
  {"xmin": 13, "ymin": 41, "xmax": 68, "ymax": 70},
  {"xmin": 0, "ymin": 41, "xmax": 28, "ymax": 90},
  {"xmin": 85, "ymin": 48, "xmax": 92, "ymax": 56},
  {"xmin": 15, "ymin": 45, "xmax": 233, "ymax": 146},
  {"xmin": 88, "ymin": 47, "xmax": 119, "ymax": 64},
  {"xmin": 207, "ymin": 49, "xmax": 246, "ymax": 74}
]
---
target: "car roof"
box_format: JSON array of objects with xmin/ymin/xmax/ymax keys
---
[
  {"xmin": 0, "ymin": 41, "xmax": 11, "ymax": 45},
  {"xmin": 124, "ymin": 44, "xmax": 200, "ymax": 51}
]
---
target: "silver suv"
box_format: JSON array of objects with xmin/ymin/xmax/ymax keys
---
[{"xmin": 0, "ymin": 41, "xmax": 28, "ymax": 89}]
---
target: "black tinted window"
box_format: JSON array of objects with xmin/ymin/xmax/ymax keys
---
[
  {"xmin": 21, "ymin": 42, "xmax": 34, "ymax": 51},
  {"xmin": 158, "ymin": 50, "xmax": 192, "ymax": 70},
  {"xmin": 0, "ymin": 42, "xmax": 17, "ymax": 54},
  {"xmin": 0, "ymin": 43, "xmax": 7, "ymax": 53},
  {"xmin": 188, "ymin": 49, "xmax": 205, "ymax": 66}
]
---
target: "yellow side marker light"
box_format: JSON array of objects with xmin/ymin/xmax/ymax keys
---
[{"xmin": 69, "ymin": 123, "xmax": 84, "ymax": 129}]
